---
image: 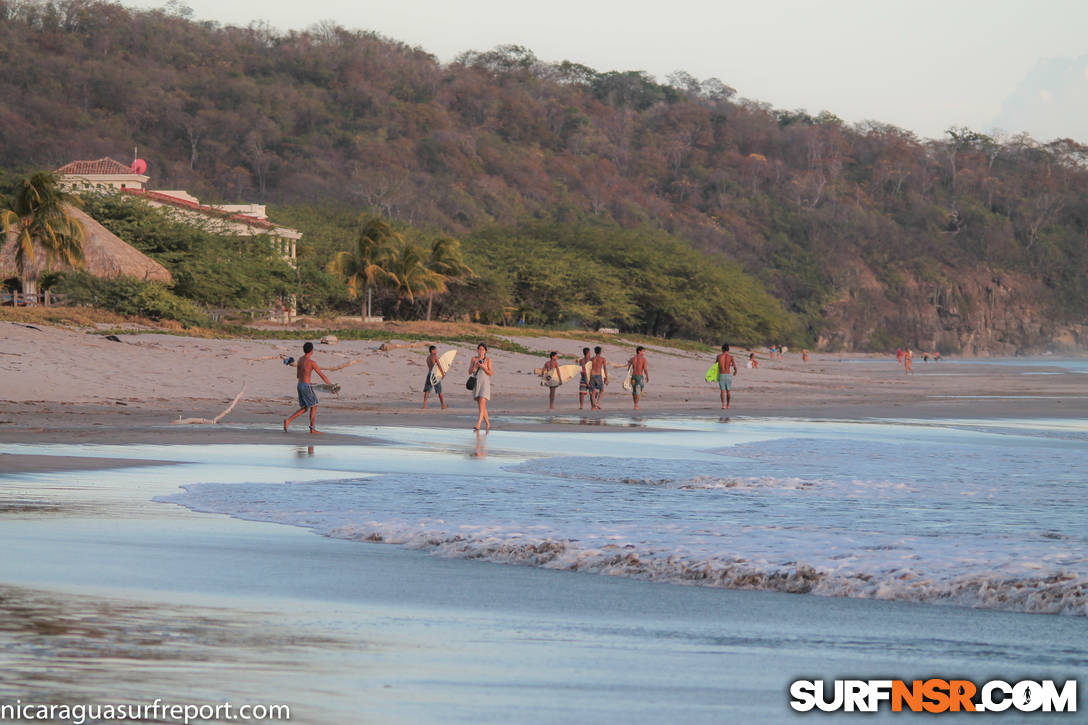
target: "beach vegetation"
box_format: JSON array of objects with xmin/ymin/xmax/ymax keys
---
[
  {"xmin": 55, "ymin": 272, "xmax": 209, "ymax": 327},
  {"xmin": 78, "ymin": 193, "xmax": 295, "ymax": 310},
  {"xmin": 327, "ymin": 215, "xmax": 401, "ymax": 318},
  {"xmin": 0, "ymin": 171, "xmax": 85, "ymax": 293}
]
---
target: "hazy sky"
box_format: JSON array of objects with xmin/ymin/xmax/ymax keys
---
[{"xmin": 125, "ymin": 0, "xmax": 1088, "ymax": 142}]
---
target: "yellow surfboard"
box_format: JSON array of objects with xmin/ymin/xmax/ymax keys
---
[{"xmin": 542, "ymin": 363, "xmax": 581, "ymax": 387}]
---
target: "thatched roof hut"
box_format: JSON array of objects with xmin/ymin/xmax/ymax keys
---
[{"xmin": 1, "ymin": 205, "xmax": 172, "ymax": 286}]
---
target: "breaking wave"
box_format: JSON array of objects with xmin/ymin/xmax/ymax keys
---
[{"xmin": 159, "ymin": 477, "xmax": 1087, "ymax": 617}]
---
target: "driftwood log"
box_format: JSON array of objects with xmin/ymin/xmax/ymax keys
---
[
  {"xmin": 173, "ymin": 382, "xmax": 246, "ymax": 425},
  {"xmin": 378, "ymin": 341, "xmax": 430, "ymax": 352},
  {"xmin": 246, "ymin": 353, "xmax": 366, "ymax": 374},
  {"xmin": 325, "ymin": 357, "xmax": 367, "ymax": 372}
]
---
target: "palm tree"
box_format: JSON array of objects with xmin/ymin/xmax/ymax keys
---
[
  {"xmin": 1, "ymin": 171, "xmax": 85, "ymax": 295},
  {"xmin": 380, "ymin": 241, "xmax": 446, "ymax": 319},
  {"xmin": 327, "ymin": 215, "xmax": 398, "ymax": 318},
  {"xmin": 423, "ymin": 237, "xmax": 473, "ymax": 321}
]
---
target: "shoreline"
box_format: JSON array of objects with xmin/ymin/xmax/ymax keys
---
[
  {"xmin": 2, "ymin": 390, "xmax": 1087, "ymax": 449},
  {"xmin": 2, "ymin": 399, "xmax": 1086, "ymax": 458}
]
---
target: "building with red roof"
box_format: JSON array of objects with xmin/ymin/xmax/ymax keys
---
[
  {"xmin": 57, "ymin": 157, "xmax": 301, "ymax": 319},
  {"xmin": 56, "ymin": 157, "xmax": 149, "ymax": 192},
  {"xmin": 57, "ymin": 157, "xmax": 300, "ymax": 264}
]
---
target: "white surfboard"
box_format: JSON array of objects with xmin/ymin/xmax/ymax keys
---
[
  {"xmin": 428, "ymin": 350, "xmax": 457, "ymax": 387},
  {"xmin": 541, "ymin": 363, "xmax": 581, "ymax": 387},
  {"xmin": 312, "ymin": 382, "xmax": 341, "ymax": 394},
  {"xmin": 621, "ymin": 365, "xmax": 633, "ymax": 391}
]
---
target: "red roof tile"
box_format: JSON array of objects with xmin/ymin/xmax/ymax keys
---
[
  {"xmin": 121, "ymin": 188, "xmax": 276, "ymax": 230},
  {"xmin": 56, "ymin": 157, "xmax": 141, "ymax": 176}
]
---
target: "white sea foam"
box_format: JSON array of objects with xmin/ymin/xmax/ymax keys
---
[
  {"xmin": 319, "ymin": 521, "xmax": 1087, "ymax": 615},
  {"xmin": 155, "ymin": 417, "xmax": 1088, "ymax": 617},
  {"xmin": 505, "ymin": 456, "xmax": 919, "ymax": 495}
]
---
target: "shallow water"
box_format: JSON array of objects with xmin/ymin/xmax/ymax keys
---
[
  {"xmin": 836, "ymin": 357, "xmax": 1088, "ymax": 374},
  {"xmin": 113, "ymin": 416, "xmax": 1088, "ymax": 616},
  {"xmin": 2, "ymin": 417, "xmax": 1087, "ymax": 722}
]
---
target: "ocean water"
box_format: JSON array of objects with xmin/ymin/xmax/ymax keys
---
[
  {"xmin": 157, "ymin": 416, "xmax": 1088, "ymax": 616},
  {"xmin": 836, "ymin": 357, "xmax": 1088, "ymax": 374}
]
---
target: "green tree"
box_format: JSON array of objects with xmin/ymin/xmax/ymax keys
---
[
  {"xmin": 423, "ymin": 236, "xmax": 473, "ymax": 320},
  {"xmin": 327, "ymin": 215, "xmax": 399, "ymax": 318},
  {"xmin": 380, "ymin": 240, "xmax": 446, "ymax": 318},
  {"xmin": 1, "ymin": 171, "xmax": 85, "ymax": 294}
]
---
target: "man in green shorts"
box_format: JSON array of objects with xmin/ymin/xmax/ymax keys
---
[
  {"xmin": 627, "ymin": 346, "xmax": 649, "ymax": 410},
  {"xmin": 716, "ymin": 344, "xmax": 739, "ymax": 410}
]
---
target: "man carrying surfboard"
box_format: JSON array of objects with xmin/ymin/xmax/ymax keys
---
[
  {"xmin": 627, "ymin": 346, "xmax": 649, "ymax": 410},
  {"xmin": 541, "ymin": 351, "xmax": 563, "ymax": 410},
  {"xmin": 578, "ymin": 347, "xmax": 591, "ymax": 409},
  {"xmin": 284, "ymin": 341, "xmax": 333, "ymax": 434},
  {"xmin": 423, "ymin": 345, "xmax": 448, "ymax": 410},
  {"xmin": 589, "ymin": 346, "xmax": 609, "ymax": 410},
  {"xmin": 716, "ymin": 344, "xmax": 739, "ymax": 410}
]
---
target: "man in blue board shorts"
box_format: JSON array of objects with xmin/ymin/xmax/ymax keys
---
[
  {"xmin": 716, "ymin": 344, "xmax": 739, "ymax": 410},
  {"xmin": 284, "ymin": 341, "xmax": 332, "ymax": 434}
]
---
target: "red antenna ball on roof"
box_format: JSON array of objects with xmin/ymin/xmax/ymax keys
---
[{"xmin": 132, "ymin": 158, "xmax": 148, "ymax": 174}]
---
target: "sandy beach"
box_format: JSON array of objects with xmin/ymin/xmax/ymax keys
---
[
  {"xmin": 2, "ymin": 321, "xmax": 1086, "ymax": 723},
  {"xmin": 2, "ymin": 321, "xmax": 1086, "ymax": 444}
]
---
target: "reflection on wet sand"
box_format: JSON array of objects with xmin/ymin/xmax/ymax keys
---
[
  {"xmin": 472, "ymin": 430, "xmax": 487, "ymax": 459},
  {"xmin": 0, "ymin": 585, "xmax": 355, "ymax": 718}
]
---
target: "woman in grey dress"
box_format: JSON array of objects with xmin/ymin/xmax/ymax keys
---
[{"xmin": 469, "ymin": 343, "xmax": 492, "ymax": 430}]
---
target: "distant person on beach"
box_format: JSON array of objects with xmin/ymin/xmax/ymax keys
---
[
  {"xmin": 904, "ymin": 348, "xmax": 914, "ymax": 375},
  {"xmin": 802, "ymin": 348, "xmax": 809, "ymax": 363},
  {"xmin": 897, "ymin": 348, "xmax": 904, "ymax": 365},
  {"xmin": 284, "ymin": 342, "xmax": 332, "ymax": 434},
  {"xmin": 589, "ymin": 346, "xmax": 609, "ymax": 410},
  {"xmin": 422, "ymin": 345, "xmax": 447, "ymax": 410},
  {"xmin": 923, "ymin": 351, "xmax": 929, "ymax": 363},
  {"xmin": 716, "ymin": 344, "xmax": 739, "ymax": 409},
  {"xmin": 934, "ymin": 350, "xmax": 941, "ymax": 362},
  {"xmin": 747, "ymin": 352, "xmax": 759, "ymax": 369},
  {"xmin": 577, "ymin": 347, "xmax": 591, "ymax": 409},
  {"xmin": 469, "ymin": 343, "xmax": 492, "ymax": 430},
  {"xmin": 627, "ymin": 346, "xmax": 649, "ymax": 410},
  {"xmin": 542, "ymin": 351, "xmax": 562, "ymax": 410}
]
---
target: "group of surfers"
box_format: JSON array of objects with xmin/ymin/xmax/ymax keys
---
[{"xmin": 284, "ymin": 341, "xmax": 750, "ymax": 435}]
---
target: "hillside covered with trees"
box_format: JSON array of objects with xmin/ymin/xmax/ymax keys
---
[{"xmin": 1, "ymin": 0, "xmax": 1085, "ymax": 351}]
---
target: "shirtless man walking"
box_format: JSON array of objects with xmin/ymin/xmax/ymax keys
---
[
  {"xmin": 422, "ymin": 345, "xmax": 448, "ymax": 410},
  {"xmin": 716, "ymin": 344, "xmax": 739, "ymax": 410},
  {"xmin": 284, "ymin": 341, "xmax": 332, "ymax": 434},
  {"xmin": 588, "ymin": 346, "xmax": 609, "ymax": 410},
  {"xmin": 577, "ymin": 347, "xmax": 591, "ymax": 409},
  {"xmin": 542, "ymin": 351, "xmax": 563, "ymax": 410},
  {"xmin": 627, "ymin": 346, "xmax": 649, "ymax": 410}
]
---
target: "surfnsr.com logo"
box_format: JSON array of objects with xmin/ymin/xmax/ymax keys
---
[{"xmin": 789, "ymin": 679, "xmax": 1077, "ymax": 713}]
